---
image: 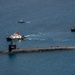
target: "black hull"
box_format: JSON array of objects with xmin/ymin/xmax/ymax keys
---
[
  {"xmin": 71, "ymin": 28, "xmax": 75, "ymax": 32},
  {"xmin": 1, "ymin": 46, "xmax": 75, "ymax": 54}
]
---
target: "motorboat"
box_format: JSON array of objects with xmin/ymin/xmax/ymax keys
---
[
  {"xmin": 7, "ymin": 32, "xmax": 26, "ymax": 41},
  {"xmin": 71, "ymin": 28, "xmax": 75, "ymax": 32},
  {"xmin": 18, "ymin": 20, "xmax": 25, "ymax": 23}
]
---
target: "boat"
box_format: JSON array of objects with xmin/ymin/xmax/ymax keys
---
[
  {"xmin": 71, "ymin": 28, "xmax": 75, "ymax": 32},
  {"xmin": 18, "ymin": 20, "xmax": 25, "ymax": 23},
  {"xmin": 7, "ymin": 32, "xmax": 26, "ymax": 41}
]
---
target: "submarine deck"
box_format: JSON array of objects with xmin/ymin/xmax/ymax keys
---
[{"xmin": 0, "ymin": 46, "xmax": 75, "ymax": 54}]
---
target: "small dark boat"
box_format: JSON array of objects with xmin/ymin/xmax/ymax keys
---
[
  {"xmin": 18, "ymin": 20, "xmax": 25, "ymax": 23},
  {"xmin": 71, "ymin": 28, "xmax": 75, "ymax": 32}
]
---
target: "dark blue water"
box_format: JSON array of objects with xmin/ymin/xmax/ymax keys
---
[
  {"xmin": 0, "ymin": 51, "xmax": 75, "ymax": 75},
  {"xmin": 0, "ymin": 0, "xmax": 75, "ymax": 75}
]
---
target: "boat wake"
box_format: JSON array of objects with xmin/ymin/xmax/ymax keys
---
[
  {"xmin": 25, "ymin": 17, "xmax": 48, "ymax": 24},
  {"xmin": 25, "ymin": 32, "xmax": 71, "ymax": 43},
  {"xmin": 26, "ymin": 21, "xmax": 31, "ymax": 24},
  {"xmin": 25, "ymin": 37, "xmax": 46, "ymax": 41},
  {"xmin": 25, "ymin": 32, "xmax": 47, "ymax": 41}
]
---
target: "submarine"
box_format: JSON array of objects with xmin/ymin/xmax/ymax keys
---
[{"xmin": 0, "ymin": 46, "xmax": 75, "ymax": 54}]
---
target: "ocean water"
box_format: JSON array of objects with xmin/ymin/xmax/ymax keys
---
[
  {"xmin": 0, "ymin": 0, "xmax": 75, "ymax": 75},
  {"xmin": 0, "ymin": 50, "xmax": 75, "ymax": 75}
]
